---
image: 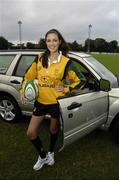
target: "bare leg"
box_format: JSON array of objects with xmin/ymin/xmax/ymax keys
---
[
  {"xmin": 27, "ymin": 115, "xmax": 44, "ymax": 140},
  {"xmin": 27, "ymin": 115, "xmax": 46, "ymax": 158},
  {"xmin": 49, "ymin": 117, "xmax": 59, "ymax": 152}
]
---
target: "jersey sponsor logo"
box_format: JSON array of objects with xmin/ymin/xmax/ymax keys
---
[
  {"xmin": 39, "ymin": 84, "xmax": 54, "ymax": 88},
  {"xmin": 41, "ymin": 75, "xmax": 53, "ymax": 84},
  {"xmin": 40, "ymin": 75, "xmax": 55, "ymax": 88}
]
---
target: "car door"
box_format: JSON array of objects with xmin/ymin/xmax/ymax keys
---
[
  {"xmin": 8, "ymin": 54, "xmax": 38, "ymax": 111},
  {"xmin": 58, "ymin": 59, "xmax": 109, "ymax": 147}
]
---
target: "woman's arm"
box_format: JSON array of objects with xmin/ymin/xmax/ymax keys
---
[{"xmin": 62, "ymin": 60, "xmax": 87, "ymax": 94}]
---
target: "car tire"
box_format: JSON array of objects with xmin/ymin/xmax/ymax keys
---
[
  {"xmin": 112, "ymin": 120, "xmax": 119, "ymax": 144},
  {"xmin": 0, "ymin": 95, "xmax": 21, "ymax": 122}
]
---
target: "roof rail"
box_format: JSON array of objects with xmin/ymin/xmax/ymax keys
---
[{"xmin": 0, "ymin": 49, "xmax": 45, "ymax": 52}]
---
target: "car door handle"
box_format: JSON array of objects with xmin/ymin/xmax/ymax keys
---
[
  {"xmin": 10, "ymin": 80, "xmax": 21, "ymax": 84},
  {"xmin": 67, "ymin": 102, "xmax": 82, "ymax": 110}
]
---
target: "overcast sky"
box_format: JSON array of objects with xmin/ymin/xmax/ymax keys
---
[{"xmin": 0, "ymin": 0, "xmax": 119, "ymax": 45}]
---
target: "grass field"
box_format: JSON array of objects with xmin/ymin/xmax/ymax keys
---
[
  {"xmin": 0, "ymin": 53, "xmax": 119, "ymax": 180},
  {"xmin": 92, "ymin": 53, "xmax": 119, "ymax": 74},
  {"xmin": 1, "ymin": 118, "xmax": 119, "ymax": 180}
]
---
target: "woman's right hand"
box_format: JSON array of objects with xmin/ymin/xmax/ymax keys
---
[{"xmin": 20, "ymin": 93, "xmax": 28, "ymax": 104}]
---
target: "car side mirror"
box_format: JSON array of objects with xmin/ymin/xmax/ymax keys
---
[{"xmin": 99, "ymin": 79, "xmax": 111, "ymax": 92}]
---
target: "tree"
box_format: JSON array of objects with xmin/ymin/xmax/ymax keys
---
[
  {"xmin": 84, "ymin": 38, "xmax": 119, "ymax": 52},
  {"xmin": 38, "ymin": 38, "xmax": 46, "ymax": 49},
  {"xmin": 26, "ymin": 42, "xmax": 35, "ymax": 49},
  {"xmin": 0, "ymin": 36, "xmax": 9, "ymax": 50},
  {"xmin": 84, "ymin": 39, "xmax": 95, "ymax": 52},
  {"xmin": 94, "ymin": 38, "xmax": 107, "ymax": 52},
  {"xmin": 8, "ymin": 42, "xmax": 14, "ymax": 49},
  {"xmin": 69, "ymin": 41, "xmax": 82, "ymax": 51},
  {"xmin": 109, "ymin": 40, "xmax": 118, "ymax": 52}
]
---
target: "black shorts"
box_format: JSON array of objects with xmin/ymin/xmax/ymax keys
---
[{"xmin": 33, "ymin": 101, "xmax": 60, "ymax": 118}]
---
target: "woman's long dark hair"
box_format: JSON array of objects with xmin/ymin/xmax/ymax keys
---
[{"xmin": 41, "ymin": 29, "xmax": 69, "ymax": 68}]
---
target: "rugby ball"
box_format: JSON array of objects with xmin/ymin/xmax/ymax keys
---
[{"xmin": 23, "ymin": 80, "xmax": 38, "ymax": 101}]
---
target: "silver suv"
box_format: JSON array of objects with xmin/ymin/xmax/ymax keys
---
[{"xmin": 0, "ymin": 50, "xmax": 119, "ymax": 149}]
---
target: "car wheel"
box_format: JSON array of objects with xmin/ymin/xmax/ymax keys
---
[
  {"xmin": 0, "ymin": 95, "xmax": 21, "ymax": 122},
  {"xmin": 112, "ymin": 120, "xmax": 119, "ymax": 144}
]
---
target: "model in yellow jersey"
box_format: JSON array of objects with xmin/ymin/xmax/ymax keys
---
[
  {"xmin": 21, "ymin": 52, "xmax": 71, "ymax": 104},
  {"xmin": 20, "ymin": 29, "xmax": 85, "ymax": 171}
]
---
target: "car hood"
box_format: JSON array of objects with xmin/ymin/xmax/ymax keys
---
[{"xmin": 109, "ymin": 88, "xmax": 119, "ymax": 98}]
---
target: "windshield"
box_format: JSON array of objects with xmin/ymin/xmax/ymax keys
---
[
  {"xmin": 0, "ymin": 55, "xmax": 15, "ymax": 74},
  {"xmin": 84, "ymin": 56, "xmax": 117, "ymax": 86}
]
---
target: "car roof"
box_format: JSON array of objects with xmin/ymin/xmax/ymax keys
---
[
  {"xmin": 0, "ymin": 49, "xmax": 91, "ymax": 58},
  {"xmin": 0, "ymin": 49, "xmax": 43, "ymax": 55}
]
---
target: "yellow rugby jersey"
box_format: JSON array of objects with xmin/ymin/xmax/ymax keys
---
[{"xmin": 20, "ymin": 53, "xmax": 84, "ymax": 104}]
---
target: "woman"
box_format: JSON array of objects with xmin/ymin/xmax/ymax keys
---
[{"xmin": 20, "ymin": 29, "xmax": 85, "ymax": 171}]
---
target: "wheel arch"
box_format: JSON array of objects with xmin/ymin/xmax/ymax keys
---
[
  {"xmin": 0, "ymin": 91, "xmax": 22, "ymax": 119},
  {"xmin": 0, "ymin": 91, "xmax": 20, "ymax": 106},
  {"xmin": 109, "ymin": 113, "xmax": 119, "ymax": 131}
]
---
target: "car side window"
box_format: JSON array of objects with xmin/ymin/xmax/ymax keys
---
[
  {"xmin": 15, "ymin": 55, "xmax": 37, "ymax": 77},
  {"xmin": 67, "ymin": 58, "xmax": 99, "ymax": 95},
  {"xmin": 0, "ymin": 55, "xmax": 15, "ymax": 74}
]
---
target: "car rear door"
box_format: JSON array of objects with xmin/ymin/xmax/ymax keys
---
[{"xmin": 8, "ymin": 54, "xmax": 38, "ymax": 111}]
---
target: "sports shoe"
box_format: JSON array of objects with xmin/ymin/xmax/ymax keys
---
[
  {"xmin": 47, "ymin": 152, "xmax": 55, "ymax": 166},
  {"xmin": 33, "ymin": 156, "xmax": 48, "ymax": 171}
]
